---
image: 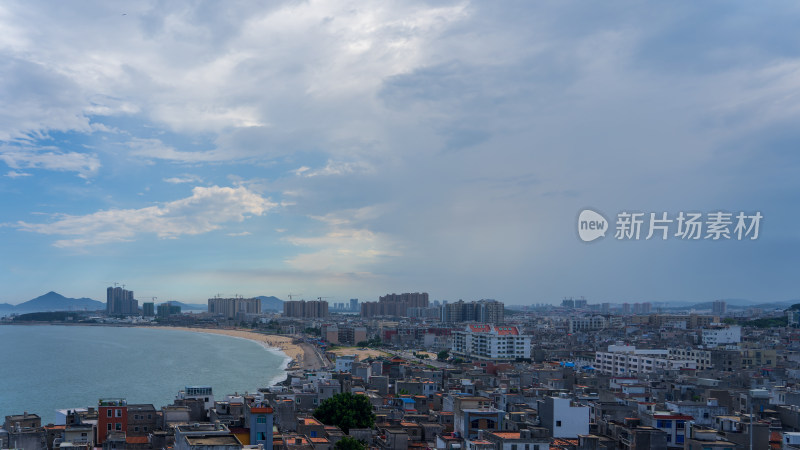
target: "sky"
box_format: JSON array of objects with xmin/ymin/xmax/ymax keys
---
[{"xmin": 1, "ymin": 1, "xmax": 800, "ymax": 306}]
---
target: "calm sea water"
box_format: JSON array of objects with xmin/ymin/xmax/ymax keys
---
[{"xmin": 0, "ymin": 325, "xmax": 289, "ymax": 423}]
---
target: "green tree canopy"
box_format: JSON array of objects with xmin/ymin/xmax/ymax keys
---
[
  {"xmin": 437, "ymin": 350, "xmax": 449, "ymax": 361},
  {"xmin": 334, "ymin": 436, "xmax": 366, "ymax": 450},
  {"xmin": 313, "ymin": 392, "xmax": 375, "ymax": 433}
]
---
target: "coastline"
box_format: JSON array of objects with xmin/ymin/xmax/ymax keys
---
[
  {"xmin": 0, "ymin": 322, "xmax": 330, "ymax": 372},
  {"xmin": 147, "ymin": 326, "xmax": 322, "ymax": 372}
]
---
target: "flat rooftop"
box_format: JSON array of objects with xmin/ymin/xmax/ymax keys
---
[{"xmin": 185, "ymin": 435, "xmax": 241, "ymax": 445}]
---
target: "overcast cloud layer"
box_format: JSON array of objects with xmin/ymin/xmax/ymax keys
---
[{"xmin": 1, "ymin": 1, "xmax": 799, "ymax": 305}]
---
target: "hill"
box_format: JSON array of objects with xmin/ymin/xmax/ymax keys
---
[
  {"xmin": 6, "ymin": 291, "xmax": 105, "ymax": 313},
  {"xmin": 257, "ymin": 296, "xmax": 284, "ymax": 312}
]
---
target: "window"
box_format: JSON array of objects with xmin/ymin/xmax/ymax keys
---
[
  {"xmin": 107, "ymin": 410, "xmax": 112, "ymax": 418},
  {"xmin": 257, "ymin": 432, "xmax": 267, "ymax": 441},
  {"xmin": 147, "ymin": 414, "xmax": 152, "ymax": 419},
  {"xmin": 257, "ymin": 415, "xmax": 267, "ymax": 424},
  {"xmin": 556, "ymin": 421, "xmax": 562, "ymax": 427},
  {"xmin": 108, "ymin": 424, "xmax": 112, "ymax": 431},
  {"xmin": 116, "ymin": 423, "xmax": 122, "ymax": 430},
  {"xmin": 677, "ymin": 421, "xmax": 685, "ymax": 429},
  {"xmin": 310, "ymin": 431, "xmax": 317, "ymax": 437},
  {"xmin": 676, "ymin": 435, "xmax": 684, "ymax": 444},
  {"xmin": 134, "ymin": 426, "xmax": 139, "ymax": 432},
  {"xmin": 144, "ymin": 427, "xmax": 148, "ymax": 432},
  {"xmin": 115, "ymin": 409, "xmax": 122, "ymax": 417},
  {"xmin": 81, "ymin": 433, "xmax": 87, "ymax": 437},
  {"xmin": 511, "ymin": 445, "xmax": 517, "ymax": 450}
]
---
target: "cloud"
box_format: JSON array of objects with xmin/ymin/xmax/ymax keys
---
[
  {"xmin": 16, "ymin": 186, "xmax": 275, "ymax": 247},
  {"xmin": 0, "ymin": 145, "xmax": 100, "ymax": 177},
  {"xmin": 5, "ymin": 171, "xmax": 31, "ymax": 178},
  {"xmin": 284, "ymin": 207, "xmax": 400, "ymax": 273},
  {"xmin": 294, "ymin": 160, "xmax": 374, "ymax": 178},
  {"xmin": 286, "ymin": 228, "xmax": 400, "ymax": 273},
  {"xmin": 227, "ymin": 231, "xmax": 252, "ymax": 237},
  {"xmin": 128, "ymin": 138, "xmax": 228, "ymax": 163},
  {"xmin": 163, "ymin": 174, "xmax": 203, "ymax": 184}
]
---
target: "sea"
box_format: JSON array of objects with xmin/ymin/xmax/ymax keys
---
[{"xmin": 0, "ymin": 325, "xmax": 289, "ymax": 423}]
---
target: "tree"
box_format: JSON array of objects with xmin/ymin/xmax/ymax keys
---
[
  {"xmin": 334, "ymin": 436, "xmax": 366, "ymax": 450},
  {"xmin": 437, "ymin": 350, "xmax": 449, "ymax": 361},
  {"xmin": 313, "ymin": 392, "xmax": 375, "ymax": 433}
]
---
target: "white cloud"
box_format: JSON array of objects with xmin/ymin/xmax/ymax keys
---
[
  {"xmin": 163, "ymin": 173, "xmax": 203, "ymax": 184},
  {"xmin": 16, "ymin": 185, "xmax": 275, "ymax": 247},
  {"xmin": 286, "ymin": 227, "xmax": 400, "ymax": 273},
  {"xmin": 227, "ymin": 231, "xmax": 252, "ymax": 237},
  {"xmin": 0, "ymin": 145, "xmax": 100, "ymax": 178},
  {"xmin": 128, "ymin": 138, "xmax": 228, "ymax": 163},
  {"xmin": 285, "ymin": 207, "xmax": 400, "ymax": 273},
  {"xmin": 295, "ymin": 160, "xmax": 373, "ymax": 177},
  {"xmin": 5, "ymin": 170, "xmax": 31, "ymax": 178}
]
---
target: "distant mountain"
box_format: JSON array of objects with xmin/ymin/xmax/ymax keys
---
[
  {"xmin": 257, "ymin": 296, "xmax": 284, "ymax": 312},
  {"xmin": 11, "ymin": 291, "xmax": 104, "ymax": 313},
  {"xmin": 165, "ymin": 301, "xmax": 207, "ymax": 311}
]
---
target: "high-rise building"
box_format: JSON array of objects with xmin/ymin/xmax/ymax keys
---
[
  {"xmin": 208, "ymin": 297, "xmax": 261, "ymax": 319},
  {"xmin": 157, "ymin": 303, "xmax": 181, "ymax": 317},
  {"xmin": 350, "ymin": 298, "xmax": 359, "ymax": 312},
  {"xmin": 142, "ymin": 302, "xmax": 155, "ymax": 317},
  {"xmin": 106, "ymin": 287, "xmax": 138, "ymax": 316},
  {"xmin": 712, "ymin": 300, "xmax": 727, "ymax": 315},
  {"xmin": 360, "ymin": 292, "xmax": 429, "ymax": 318},
  {"xmin": 283, "ymin": 300, "xmax": 329, "ymax": 318},
  {"xmin": 442, "ymin": 299, "xmax": 505, "ymax": 324}
]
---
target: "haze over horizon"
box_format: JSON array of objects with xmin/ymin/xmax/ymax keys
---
[{"xmin": 2, "ymin": 2, "xmax": 799, "ymax": 305}]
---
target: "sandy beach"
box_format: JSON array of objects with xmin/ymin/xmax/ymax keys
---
[{"xmin": 149, "ymin": 327, "xmax": 328, "ymax": 370}]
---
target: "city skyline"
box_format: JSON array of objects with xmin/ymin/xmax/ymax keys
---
[{"xmin": 2, "ymin": 2, "xmax": 800, "ymax": 304}]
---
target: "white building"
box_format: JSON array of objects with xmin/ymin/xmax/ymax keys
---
[
  {"xmin": 701, "ymin": 325, "xmax": 741, "ymax": 346},
  {"xmin": 335, "ymin": 354, "xmax": 356, "ymax": 372},
  {"xmin": 784, "ymin": 432, "xmax": 800, "ymax": 449},
  {"xmin": 537, "ymin": 396, "xmax": 590, "ymax": 438},
  {"xmin": 451, "ymin": 325, "xmax": 531, "ymax": 360},
  {"xmin": 595, "ymin": 345, "xmax": 696, "ymax": 375},
  {"xmin": 568, "ymin": 315, "xmax": 621, "ymax": 333}
]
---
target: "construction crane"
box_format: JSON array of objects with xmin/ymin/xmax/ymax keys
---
[
  {"xmin": 288, "ymin": 293, "xmax": 302, "ymax": 301},
  {"xmin": 317, "ymin": 296, "xmax": 331, "ymax": 301}
]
